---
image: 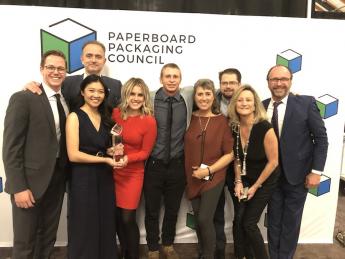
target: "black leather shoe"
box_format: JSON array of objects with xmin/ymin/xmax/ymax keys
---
[{"xmin": 215, "ymin": 249, "xmax": 225, "ymax": 259}]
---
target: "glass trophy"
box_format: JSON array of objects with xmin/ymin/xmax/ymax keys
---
[{"xmin": 111, "ymin": 123, "xmax": 123, "ymax": 162}]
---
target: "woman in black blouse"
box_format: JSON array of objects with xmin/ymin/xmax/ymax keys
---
[{"xmin": 228, "ymin": 85, "xmax": 279, "ymax": 259}]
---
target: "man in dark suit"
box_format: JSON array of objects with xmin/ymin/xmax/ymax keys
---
[
  {"xmin": 62, "ymin": 40, "xmax": 121, "ymax": 110},
  {"xmin": 27, "ymin": 40, "xmax": 122, "ymax": 109},
  {"xmin": 3, "ymin": 50, "xmax": 69, "ymax": 259},
  {"xmin": 263, "ymin": 65, "xmax": 328, "ymax": 259}
]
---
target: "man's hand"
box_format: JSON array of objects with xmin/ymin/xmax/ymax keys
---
[
  {"xmin": 14, "ymin": 189, "xmax": 35, "ymax": 208},
  {"xmin": 23, "ymin": 81, "xmax": 42, "ymax": 95},
  {"xmin": 305, "ymin": 172, "xmax": 321, "ymax": 188}
]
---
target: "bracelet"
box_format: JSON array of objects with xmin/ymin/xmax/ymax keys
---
[
  {"xmin": 207, "ymin": 167, "xmax": 211, "ymax": 176},
  {"xmin": 234, "ymin": 179, "xmax": 242, "ymax": 184},
  {"xmin": 207, "ymin": 167, "xmax": 215, "ymax": 181}
]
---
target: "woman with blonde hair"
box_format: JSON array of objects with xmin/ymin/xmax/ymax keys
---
[
  {"xmin": 112, "ymin": 77, "xmax": 157, "ymax": 259},
  {"xmin": 228, "ymin": 84, "xmax": 279, "ymax": 259}
]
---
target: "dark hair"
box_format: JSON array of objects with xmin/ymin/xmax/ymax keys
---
[
  {"xmin": 192, "ymin": 79, "xmax": 220, "ymax": 114},
  {"xmin": 40, "ymin": 50, "xmax": 67, "ymax": 68},
  {"xmin": 218, "ymin": 68, "xmax": 242, "ymax": 83},
  {"xmin": 78, "ymin": 74, "xmax": 114, "ymax": 128},
  {"xmin": 266, "ymin": 65, "xmax": 293, "ymax": 81}
]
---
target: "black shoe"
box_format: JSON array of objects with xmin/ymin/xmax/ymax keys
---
[{"xmin": 215, "ymin": 249, "xmax": 225, "ymax": 259}]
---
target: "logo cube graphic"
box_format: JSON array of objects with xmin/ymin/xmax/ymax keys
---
[
  {"xmin": 0, "ymin": 177, "xmax": 3, "ymax": 193},
  {"xmin": 41, "ymin": 18, "xmax": 96, "ymax": 73},
  {"xmin": 276, "ymin": 49, "xmax": 302, "ymax": 73},
  {"xmin": 309, "ymin": 174, "xmax": 331, "ymax": 196},
  {"xmin": 316, "ymin": 94, "xmax": 338, "ymax": 119},
  {"xmin": 186, "ymin": 212, "xmax": 196, "ymax": 230}
]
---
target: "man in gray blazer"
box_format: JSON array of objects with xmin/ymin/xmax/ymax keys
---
[{"xmin": 3, "ymin": 50, "xmax": 69, "ymax": 259}]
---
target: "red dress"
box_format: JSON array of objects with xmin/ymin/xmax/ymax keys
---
[{"xmin": 112, "ymin": 108, "xmax": 157, "ymax": 209}]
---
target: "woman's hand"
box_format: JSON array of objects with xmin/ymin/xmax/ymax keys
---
[
  {"xmin": 113, "ymin": 155, "xmax": 128, "ymax": 169},
  {"xmin": 234, "ymin": 182, "xmax": 243, "ymax": 201},
  {"xmin": 105, "ymin": 157, "xmax": 116, "ymax": 167},
  {"xmin": 192, "ymin": 166, "xmax": 208, "ymax": 179},
  {"xmin": 247, "ymin": 185, "xmax": 259, "ymax": 200},
  {"xmin": 106, "ymin": 143, "xmax": 124, "ymax": 157}
]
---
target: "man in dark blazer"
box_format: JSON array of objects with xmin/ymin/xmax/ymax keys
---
[
  {"xmin": 26, "ymin": 40, "xmax": 122, "ymax": 109},
  {"xmin": 263, "ymin": 65, "xmax": 328, "ymax": 259},
  {"xmin": 62, "ymin": 40, "xmax": 121, "ymax": 110},
  {"xmin": 3, "ymin": 50, "xmax": 69, "ymax": 259}
]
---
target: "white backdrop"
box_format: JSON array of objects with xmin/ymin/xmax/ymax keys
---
[{"xmin": 0, "ymin": 5, "xmax": 344, "ymax": 246}]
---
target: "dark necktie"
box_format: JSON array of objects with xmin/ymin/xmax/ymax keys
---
[
  {"xmin": 271, "ymin": 101, "xmax": 282, "ymax": 139},
  {"xmin": 164, "ymin": 97, "xmax": 173, "ymax": 164},
  {"xmin": 54, "ymin": 93, "xmax": 66, "ymax": 139}
]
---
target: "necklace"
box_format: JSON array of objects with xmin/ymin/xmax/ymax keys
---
[
  {"xmin": 235, "ymin": 123, "xmax": 253, "ymax": 176},
  {"xmin": 198, "ymin": 115, "xmax": 211, "ymax": 165},
  {"xmin": 198, "ymin": 115, "xmax": 211, "ymax": 134}
]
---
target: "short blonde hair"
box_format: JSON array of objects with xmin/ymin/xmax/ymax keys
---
[
  {"xmin": 228, "ymin": 84, "xmax": 268, "ymax": 126},
  {"xmin": 119, "ymin": 78, "xmax": 153, "ymax": 120}
]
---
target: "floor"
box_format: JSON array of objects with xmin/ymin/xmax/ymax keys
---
[{"xmin": 1, "ymin": 183, "xmax": 344, "ymax": 259}]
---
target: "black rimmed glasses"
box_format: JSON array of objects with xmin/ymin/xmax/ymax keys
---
[
  {"xmin": 221, "ymin": 81, "xmax": 239, "ymax": 86},
  {"xmin": 44, "ymin": 65, "xmax": 66, "ymax": 73}
]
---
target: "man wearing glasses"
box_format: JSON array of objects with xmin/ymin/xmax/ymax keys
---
[
  {"xmin": 3, "ymin": 50, "xmax": 69, "ymax": 259},
  {"xmin": 214, "ymin": 68, "xmax": 241, "ymax": 259},
  {"xmin": 263, "ymin": 65, "xmax": 328, "ymax": 259}
]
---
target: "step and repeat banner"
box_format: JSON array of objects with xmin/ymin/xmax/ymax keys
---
[{"xmin": 0, "ymin": 5, "xmax": 344, "ymax": 246}]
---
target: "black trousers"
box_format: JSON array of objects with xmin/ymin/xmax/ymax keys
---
[
  {"xmin": 225, "ymin": 165, "xmax": 255, "ymax": 259},
  {"xmin": 143, "ymin": 156, "xmax": 186, "ymax": 251},
  {"xmin": 11, "ymin": 165, "xmax": 65, "ymax": 259},
  {"xmin": 232, "ymin": 176, "xmax": 277, "ymax": 259}
]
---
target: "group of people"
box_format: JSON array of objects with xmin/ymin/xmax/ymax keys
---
[{"xmin": 2, "ymin": 39, "xmax": 328, "ymax": 259}]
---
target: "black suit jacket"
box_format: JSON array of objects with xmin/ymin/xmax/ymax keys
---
[
  {"xmin": 263, "ymin": 93, "xmax": 328, "ymax": 185},
  {"xmin": 2, "ymin": 87, "xmax": 68, "ymax": 199},
  {"xmin": 62, "ymin": 74, "xmax": 122, "ymax": 110}
]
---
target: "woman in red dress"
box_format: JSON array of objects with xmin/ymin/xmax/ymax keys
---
[{"xmin": 112, "ymin": 78, "xmax": 157, "ymax": 259}]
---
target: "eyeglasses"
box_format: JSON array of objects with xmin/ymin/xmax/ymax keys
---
[
  {"xmin": 44, "ymin": 65, "xmax": 66, "ymax": 73},
  {"xmin": 221, "ymin": 81, "xmax": 239, "ymax": 86},
  {"xmin": 268, "ymin": 77, "xmax": 291, "ymax": 83}
]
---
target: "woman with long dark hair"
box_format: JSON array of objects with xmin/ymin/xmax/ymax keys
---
[{"xmin": 66, "ymin": 74, "xmax": 117, "ymax": 259}]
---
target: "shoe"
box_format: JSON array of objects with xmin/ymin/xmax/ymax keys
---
[
  {"xmin": 336, "ymin": 230, "xmax": 345, "ymax": 247},
  {"xmin": 215, "ymin": 249, "xmax": 225, "ymax": 259},
  {"xmin": 148, "ymin": 250, "xmax": 160, "ymax": 259},
  {"xmin": 162, "ymin": 245, "xmax": 180, "ymax": 259}
]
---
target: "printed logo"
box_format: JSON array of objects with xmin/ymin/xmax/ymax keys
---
[{"xmin": 41, "ymin": 18, "xmax": 96, "ymax": 73}]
